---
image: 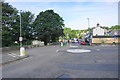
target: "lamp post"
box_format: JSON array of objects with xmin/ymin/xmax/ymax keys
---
[
  {"xmin": 20, "ymin": 10, "xmax": 22, "ymax": 47},
  {"xmin": 87, "ymin": 18, "xmax": 90, "ymax": 29},
  {"xmin": 87, "ymin": 18, "xmax": 91, "ymax": 45},
  {"xmin": 19, "ymin": 10, "xmax": 25, "ymax": 56}
]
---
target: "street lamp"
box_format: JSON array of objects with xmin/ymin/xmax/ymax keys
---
[
  {"xmin": 19, "ymin": 10, "xmax": 25, "ymax": 56},
  {"xmin": 20, "ymin": 10, "xmax": 22, "ymax": 47},
  {"xmin": 87, "ymin": 18, "xmax": 90, "ymax": 29},
  {"xmin": 87, "ymin": 18, "xmax": 92, "ymax": 46}
]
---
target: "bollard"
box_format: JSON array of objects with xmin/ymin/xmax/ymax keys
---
[
  {"xmin": 20, "ymin": 47, "xmax": 25, "ymax": 56},
  {"xmin": 61, "ymin": 42, "xmax": 63, "ymax": 46}
]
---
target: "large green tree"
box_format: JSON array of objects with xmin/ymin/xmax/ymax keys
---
[
  {"xmin": 33, "ymin": 10, "xmax": 64, "ymax": 45},
  {"xmin": 2, "ymin": 2, "xmax": 19, "ymax": 47},
  {"xmin": 2, "ymin": 2, "xmax": 35, "ymax": 47},
  {"xmin": 110, "ymin": 25, "xmax": 120, "ymax": 29},
  {"xmin": 20, "ymin": 11, "xmax": 34, "ymax": 45}
]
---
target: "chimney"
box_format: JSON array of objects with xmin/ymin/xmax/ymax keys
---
[{"xmin": 97, "ymin": 23, "xmax": 100, "ymax": 27}]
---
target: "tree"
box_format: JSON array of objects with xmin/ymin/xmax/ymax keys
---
[
  {"xmin": 102, "ymin": 26, "xmax": 109, "ymax": 30},
  {"xmin": 2, "ymin": 2, "xmax": 35, "ymax": 47},
  {"xmin": 63, "ymin": 27, "xmax": 71, "ymax": 39},
  {"xmin": 20, "ymin": 11, "xmax": 34, "ymax": 45},
  {"xmin": 33, "ymin": 10, "xmax": 64, "ymax": 45},
  {"xmin": 87, "ymin": 28, "xmax": 92, "ymax": 31},
  {"xmin": 2, "ymin": 2, "xmax": 18, "ymax": 47},
  {"xmin": 110, "ymin": 25, "xmax": 120, "ymax": 29},
  {"xmin": 71, "ymin": 30, "xmax": 78, "ymax": 38},
  {"xmin": 70, "ymin": 32, "xmax": 76, "ymax": 38}
]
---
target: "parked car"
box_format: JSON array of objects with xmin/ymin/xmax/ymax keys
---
[
  {"xmin": 72, "ymin": 38, "xmax": 79, "ymax": 43},
  {"xmin": 81, "ymin": 41, "xmax": 86, "ymax": 45}
]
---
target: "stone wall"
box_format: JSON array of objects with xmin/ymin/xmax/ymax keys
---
[{"xmin": 92, "ymin": 37, "xmax": 119, "ymax": 43}]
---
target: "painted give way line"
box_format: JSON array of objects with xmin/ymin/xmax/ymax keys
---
[{"xmin": 8, "ymin": 53, "xmax": 19, "ymax": 57}]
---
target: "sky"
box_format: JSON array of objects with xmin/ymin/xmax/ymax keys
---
[{"xmin": 5, "ymin": 0, "xmax": 119, "ymax": 30}]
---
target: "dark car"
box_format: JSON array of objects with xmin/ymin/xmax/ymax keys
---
[{"xmin": 81, "ymin": 41, "xmax": 86, "ymax": 45}]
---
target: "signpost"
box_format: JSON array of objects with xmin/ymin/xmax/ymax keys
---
[{"xmin": 19, "ymin": 37, "xmax": 23, "ymax": 41}]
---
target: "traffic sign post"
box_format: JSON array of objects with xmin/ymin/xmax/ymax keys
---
[{"xmin": 19, "ymin": 37, "xmax": 23, "ymax": 41}]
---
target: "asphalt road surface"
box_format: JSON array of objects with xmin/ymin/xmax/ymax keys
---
[{"xmin": 2, "ymin": 43, "xmax": 118, "ymax": 78}]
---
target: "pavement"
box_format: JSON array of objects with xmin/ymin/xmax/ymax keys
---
[
  {"xmin": 1, "ymin": 43, "xmax": 119, "ymax": 78},
  {"xmin": 1, "ymin": 49, "xmax": 29, "ymax": 66}
]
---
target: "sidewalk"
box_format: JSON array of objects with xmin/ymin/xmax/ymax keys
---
[
  {"xmin": 1, "ymin": 49, "xmax": 29, "ymax": 66},
  {"xmin": 1, "ymin": 44, "xmax": 59, "ymax": 66}
]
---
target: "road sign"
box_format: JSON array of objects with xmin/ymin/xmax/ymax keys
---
[
  {"xmin": 19, "ymin": 37, "xmax": 23, "ymax": 41},
  {"xmin": 113, "ymin": 36, "xmax": 116, "ymax": 39}
]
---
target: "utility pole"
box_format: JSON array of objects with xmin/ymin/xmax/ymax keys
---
[
  {"xmin": 87, "ymin": 18, "xmax": 90, "ymax": 29},
  {"xmin": 19, "ymin": 10, "xmax": 25, "ymax": 56},
  {"xmin": 20, "ymin": 10, "xmax": 22, "ymax": 47},
  {"xmin": 87, "ymin": 18, "xmax": 92, "ymax": 46}
]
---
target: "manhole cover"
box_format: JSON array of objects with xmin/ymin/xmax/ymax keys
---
[
  {"xmin": 67, "ymin": 49, "xmax": 91, "ymax": 53},
  {"xmin": 58, "ymin": 74, "xmax": 70, "ymax": 78}
]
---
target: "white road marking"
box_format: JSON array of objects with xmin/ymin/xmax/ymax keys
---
[
  {"xmin": 11, "ymin": 53, "xmax": 19, "ymax": 56},
  {"xmin": 67, "ymin": 49, "xmax": 91, "ymax": 53},
  {"xmin": 8, "ymin": 53, "xmax": 19, "ymax": 57},
  {"xmin": 8, "ymin": 54, "xmax": 16, "ymax": 57}
]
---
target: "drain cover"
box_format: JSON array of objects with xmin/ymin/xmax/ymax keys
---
[{"xmin": 59, "ymin": 74, "xmax": 70, "ymax": 78}]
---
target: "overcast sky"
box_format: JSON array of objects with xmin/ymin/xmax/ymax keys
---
[{"xmin": 6, "ymin": 0, "xmax": 119, "ymax": 30}]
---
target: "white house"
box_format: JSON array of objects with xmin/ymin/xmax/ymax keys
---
[
  {"xmin": 91, "ymin": 23, "xmax": 120, "ymax": 44},
  {"xmin": 93, "ymin": 23, "xmax": 105, "ymax": 36}
]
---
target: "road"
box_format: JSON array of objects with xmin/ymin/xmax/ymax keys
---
[{"xmin": 2, "ymin": 43, "xmax": 118, "ymax": 78}]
